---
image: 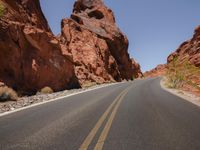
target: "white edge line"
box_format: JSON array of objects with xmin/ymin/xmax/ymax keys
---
[{"xmin": 0, "ymin": 82, "xmax": 125, "ymax": 117}]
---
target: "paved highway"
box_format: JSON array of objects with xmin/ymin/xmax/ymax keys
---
[{"xmin": 0, "ymin": 78, "xmax": 200, "ymax": 150}]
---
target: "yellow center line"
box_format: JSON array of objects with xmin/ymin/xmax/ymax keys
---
[
  {"xmin": 94, "ymin": 87, "xmax": 131, "ymax": 150},
  {"xmin": 79, "ymin": 86, "xmax": 131, "ymax": 150}
]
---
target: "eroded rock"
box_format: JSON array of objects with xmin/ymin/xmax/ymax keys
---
[
  {"xmin": 144, "ymin": 64, "xmax": 167, "ymax": 77},
  {"xmin": 167, "ymin": 26, "xmax": 200, "ymax": 67},
  {"xmin": 60, "ymin": 0, "xmax": 136, "ymax": 86},
  {"xmin": 0, "ymin": 0, "xmax": 80, "ymax": 94},
  {"xmin": 131, "ymin": 58, "xmax": 143, "ymax": 78},
  {"xmin": 0, "ymin": 0, "xmax": 141, "ymax": 94},
  {"xmin": 145, "ymin": 26, "xmax": 200, "ymax": 79}
]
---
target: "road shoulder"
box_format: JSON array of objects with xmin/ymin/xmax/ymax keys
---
[
  {"xmin": 160, "ymin": 78, "xmax": 200, "ymax": 107},
  {"xmin": 0, "ymin": 82, "xmax": 125, "ymax": 117}
]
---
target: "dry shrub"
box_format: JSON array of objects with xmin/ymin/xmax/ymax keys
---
[
  {"xmin": 0, "ymin": 86, "xmax": 18, "ymax": 101},
  {"xmin": 82, "ymin": 81, "xmax": 97, "ymax": 88},
  {"xmin": 0, "ymin": 2, "xmax": 5, "ymax": 17},
  {"xmin": 40, "ymin": 86, "xmax": 54, "ymax": 94},
  {"xmin": 166, "ymin": 57, "xmax": 200, "ymax": 90}
]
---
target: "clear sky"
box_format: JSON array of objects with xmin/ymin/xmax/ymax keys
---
[{"xmin": 40, "ymin": 0, "xmax": 200, "ymax": 72}]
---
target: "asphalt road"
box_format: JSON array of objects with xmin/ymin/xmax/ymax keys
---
[{"xmin": 0, "ymin": 78, "xmax": 200, "ymax": 150}]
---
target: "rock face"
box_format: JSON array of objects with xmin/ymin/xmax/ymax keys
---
[
  {"xmin": 145, "ymin": 26, "xmax": 200, "ymax": 78},
  {"xmin": 0, "ymin": 0, "xmax": 140, "ymax": 94},
  {"xmin": 59, "ymin": 0, "xmax": 136, "ymax": 86},
  {"xmin": 167, "ymin": 26, "xmax": 200, "ymax": 67},
  {"xmin": 144, "ymin": 64, "xmax": 167, "ymax": 77},
  {"xmin": 0, "ymin": 0, "xmax": 80, "ymax": 94},
  {"xmin": 131, "ymin": 58, "xmax": 143, "ymax": 78}
]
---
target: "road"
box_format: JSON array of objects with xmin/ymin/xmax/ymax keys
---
[{"xmin": 0, "ymin": 78, "xmax": 200, "ymax": 150}]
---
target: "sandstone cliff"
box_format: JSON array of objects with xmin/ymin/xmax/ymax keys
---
[
  {"xmin": 145, "ymin": 26, "xmax": 200, "ymax": 78},
  {"xmin": 167, "ymin": 26, "xmax": 200, "ymax": 67},
  {"xmin": 0, "ymin": 0, "xmax": 141, "ymax": 94},
  {"xmin": 144, "ymin": 64, "xmax": 167, "ymax": 78},
  {"xmin": 59, "ymin": 0, "xmax": 137, "ymax": 86},
  {"xmin": 0, "ymin": 0, "xmax": 80, "ymax": 94},
  {"xmin": 131, "ymin": 58, "xmax": 143, "ymax": 78},
  {"xmin": 144, "ymin": 26, "xmax": 200, "ymax": 96}
]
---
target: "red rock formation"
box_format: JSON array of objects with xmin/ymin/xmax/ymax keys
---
[
  {"xmin": 60, "ymin": 0, "xmax": 136, "ymax": 86},
  {"xmin": 131, "ymin": 58, "xmax": 143, "ymax": 78},
  {"xmin": 0, "ymin": 0, "xmax": 80, "ymax": 94},
  {"xmin": 145, "ymin": 26, "xmax": 200, "ymax": 78},
  {"xmin": 166, "ymin": 26, "xmax": 200, "ymax": 95},
  {"xmin": 144, "ymin": 64, "xmax": 167, "ymax": 77},
  {"xmin": 0, "ymin": 0, "xmax": 141, "ymax": 93},
  {"xmin": 167, "ymin": 26, "xmax": 200, "ymax": 67},
  {"xmin": 0, "ymin": 82, "xmax": 4, "ymax": 87}
]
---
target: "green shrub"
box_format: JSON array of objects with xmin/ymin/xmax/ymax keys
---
[
  {"xmin": 0, "ymin": 86, "xmax": 18, "ymax": 101},
  {"xmin": 131, "ymin": 76, "xmax": 135, "ymax": 81},
  {"xmin": 40, "ymin": 86, "xmax": 54, "ymax": 94}
]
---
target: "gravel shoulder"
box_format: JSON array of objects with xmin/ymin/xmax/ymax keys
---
[
  {"xmin": 160, "ymin": 77, "xmax": 200, "ymax": 107},
  {"xmin": 0, "ymin": 82, "xmax": 120, "ymax": 115}
]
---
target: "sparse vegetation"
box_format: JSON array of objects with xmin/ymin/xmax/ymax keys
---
[
  {"xmin": 166, "ymin": 57, "xmax": 200, "ymax": 91},
  {"xmin": 0, "ymin": 2, "xmax": 5, "ymax": 17},
  {"xmin": 82, "ymin": 81, "xmax": 97, "ymax": 88},
  {"xmin": 131, "ymin": 76, "xmax": 135, "ymax": 81},
  {"xmin": 40, "ymin": 86, "xmax": 54, "ymax": 94},
  {"xmin": 0, "ymin": 86, "xmax": 18, "ymax": 102}
]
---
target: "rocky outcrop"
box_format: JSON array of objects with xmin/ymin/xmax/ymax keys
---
[
  {"xmin": 131, "ymin": 58, "xmax": 143, "ymax": 78},
  {"xmin": 166, "ymin": 26, "xmax": 200, "ymax": 95},
  {"xmin": 59, "ymin": 0, "xmax": 136, "ymax": 86},
  {"xmin": 0, "ymin": 0, "xmax": 140, "ymax": 94},
  {"xmin": 144, "ymin": 64, "xmax": 167, "ymax": 77},
  {"xmin": 167, "ymin": 26, "xmax": 200, "ymax": 67},
  {"xmin": 145, "ymin": 26, "xmax": 200, "ymax": 78},
  {"xmin": 0, "ymin": 0, "xmax": 80, "ymax": 94}
]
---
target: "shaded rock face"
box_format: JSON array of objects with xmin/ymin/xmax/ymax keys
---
[
  {"xmin": 167, "ymin": 26, "xmax": 200, "ymax": 67},
  {"xmin": 144, "ymin": 64, "xmax": 167, "ymax": 77},
  {"xmin": 0, "ymin": 0, "xmax": 80, "ymax": 94},
  {"xmin": 60, "ymin": 0, "xmax": 135, "ymax": 86},
  {"xmin": 131, "ymin": 58, "xmax": 143, "ymax": 78}
]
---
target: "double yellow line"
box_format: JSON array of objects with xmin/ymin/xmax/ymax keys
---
[{"xmin": 79, "ymin": 86, "xmax": 131, "ymax": 150}]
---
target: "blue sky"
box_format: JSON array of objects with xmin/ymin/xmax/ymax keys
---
[{"xmin": 40, "ymin": 0, "xmax": 200, "ymax": 72}]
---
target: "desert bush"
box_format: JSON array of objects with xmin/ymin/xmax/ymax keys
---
[
  {"xmin": 166, "ymin": 71, "xmax": 184, "ymax": 88},
  {"xmin": 166, "ymin": 57, "xmax": 200, "ymax": 90},
  {"xmin": 0, "ymin": 3, "xmax": 5, "ymax": 17},
  {"xmin": 131, "ymin": 76, "xmax": 135, "ymax": 81},
  {"xmin": 40, "ymin": 86, "xmax": 54, "ymax": 94},
  {"xmin": 0, "ymin": 86, "xmax": 18, "ymax": 101},
  {"xmin": 82, "ymin": 81, "xmax": 97, "ymax": 88}
]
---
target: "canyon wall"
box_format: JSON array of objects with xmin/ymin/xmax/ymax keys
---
[
  {"xmin": 0, "ymin": 0, "xmax": 80, "ymax": 94},
  {"xmin": 144, "ymin": 64, "xmax": 167, "ymax": 78},
  {"xmin": 167, "ymin": 26, "xmax": 200, "ymax": 67},
  {"xmin": 131, "ymin": 58, "xmax": 143, "ymax": 78},
  {"xmin": 145, "ymin": 26, "xmax": 200, "ymax": 77},
  {"xmin": 0, "ymin": 0, "xmax": 141, "ymax": 94}
]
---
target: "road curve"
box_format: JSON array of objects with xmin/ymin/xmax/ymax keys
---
[{"xmin": 0, "ymin": 78, "xmax": 200, "ymax": 150}]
